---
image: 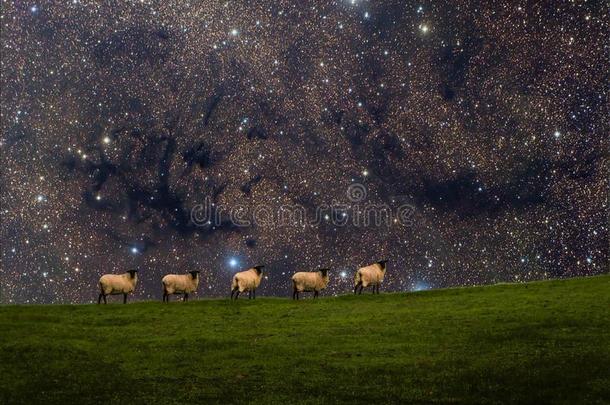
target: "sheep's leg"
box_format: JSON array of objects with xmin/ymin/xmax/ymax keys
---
[
  {"xmin": 103, "ymin": 294, "xmax": 107, "ymax": 304},
  {"xmin": 248, "ymin": 290, "xmax": 252, "ymax": 300},
  {"xmin": 123, "ymin": 293, "xmax": 127, "ymax": 304},
  {"xmin": 98, "ymin": 293, "xmax": 103, "ymax": 304},
  {"xmin": 253, "ymin": 289, "xmax": 256, "ymax": 299},
  {"xmin": 234, "ymin": 290, "xmax": 240, "ymax": 300},
  {"xmin": 185, "ymin": 293, "xmax": 189, "ymax": 302},
  {"xmin": 314, "ymin": 290, "xmax": 319, "ymax": 299},
  {"xmin": 354, "ymin": 283, "xmax": 360, "ymax": 294},
  {"xmin": 376, "ymin": 284, "xmax": 380, "ymax": 294},
  {"xmin": 359, "ymin": 285, "xmax": 364, "ymax": 295}
]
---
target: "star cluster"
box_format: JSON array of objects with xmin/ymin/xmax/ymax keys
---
[{"xmin": 1, "ymin": 1, "xmax": 608, "ymax": 303}]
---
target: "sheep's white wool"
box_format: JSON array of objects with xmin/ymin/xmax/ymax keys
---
[
  {"xmin": 292, "ymin": 271, "xmax": 329, "ymax": 292},
  {"xmin": 99, "ymin": 272, "xmax": 138, "ymax": 295},
  {"xmin": 231, "ymin": 268, "xmax": 263, "ymax": 292},
  {"xmin": 354, "ymin": 263, "xmax": 386, "ymax": 287},
  {"xmin": 162, "ymin": 273, "xmax": 200, "ymax": 295}
]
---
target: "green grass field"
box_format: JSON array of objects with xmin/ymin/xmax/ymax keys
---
[{"xmin": 1, "ymin": 275, "xmax": 609, "ymax": 404}]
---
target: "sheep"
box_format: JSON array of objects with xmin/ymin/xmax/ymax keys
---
[
  {"xmin": 230, "ymin": 265, "xmax": 264, "ymax": 300},
  {"xmin": 162, "ymin": 271, "xmax": 200, "ymax": 302},
  {"xmin": 354, "ymin": 260, "xmax": 388, "ymax": 294},
  {"xmin": 98, "ymin": 270, "xmax": 138, "ymax": 304},
  {"xmin": 292, "ymin": 268, "xmax": 330, "ymax": 300}
]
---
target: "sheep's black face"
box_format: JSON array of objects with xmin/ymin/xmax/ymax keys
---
[
  {"xmin": 189, "ymin": 271, "xmax": 200, "ymax": 279},
  {"xmin": 254, "ymin": 265, "xmax": 264, "ymax": 275},
  {"xmin": 377, "ymin": 260, "xmax": 388, "ymax": 269},
  {"xmin": 320, "ymin": 269, "xmax": 330, "ymax": 277},
  {"xmin": 127, "ymin": 270, "xmax": 138, "ymax": 278}
]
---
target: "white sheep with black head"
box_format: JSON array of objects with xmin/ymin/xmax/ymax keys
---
[
  {"xmin": 354, "ymin": 260, "xmax": 388, "ymax": 294},
  {"xmin": 292, "ymin": 268, "xmax": 330, "ymax": 299},
  {"xmin": 98, "ymin": 270, "xmax": 138, "ymax": 304},
  {"xmin": 162, "ymin": 271, "xmax": 200, "ymax": 302},
  {"xmin": 230, "ymin": 265, "xmax": 264, "ymax": 300}
]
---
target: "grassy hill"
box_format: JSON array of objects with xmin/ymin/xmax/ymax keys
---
[{"xmin": 1, "ymin": 275, "xmax": 609, "ymax": 404}]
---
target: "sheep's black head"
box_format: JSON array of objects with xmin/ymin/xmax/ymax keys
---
[
  {"xmin": 127, "ymin": 269, "xmax": 138, "ymax": 278},
  {"xmin": 189, "ymin": 270, "xmax": 200, "ymax": 279},
  {"xmin": 319, "ymin": 268, "xmax": 330, "ymax": 277},
  {"xmin": 377, "ymin": 260, "xmax": 388, "ymax": 269},
  {"xmin": 253, "ymin": 265, "xmax": 265, "ymax": 275}
]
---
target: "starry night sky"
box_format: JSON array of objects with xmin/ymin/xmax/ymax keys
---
[{"xmin": 1, "ymin": 1, "xmax": 608, "ymax": 303}]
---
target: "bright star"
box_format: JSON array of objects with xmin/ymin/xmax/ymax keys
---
[{"xmin": 413, "ymin": 282, "xmax": 429, "ymax": 292}]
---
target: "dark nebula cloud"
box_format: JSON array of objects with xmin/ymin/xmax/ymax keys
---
[{"xmin": 1, "ymin": 0, "xmax": 608, "ymax": 303}]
